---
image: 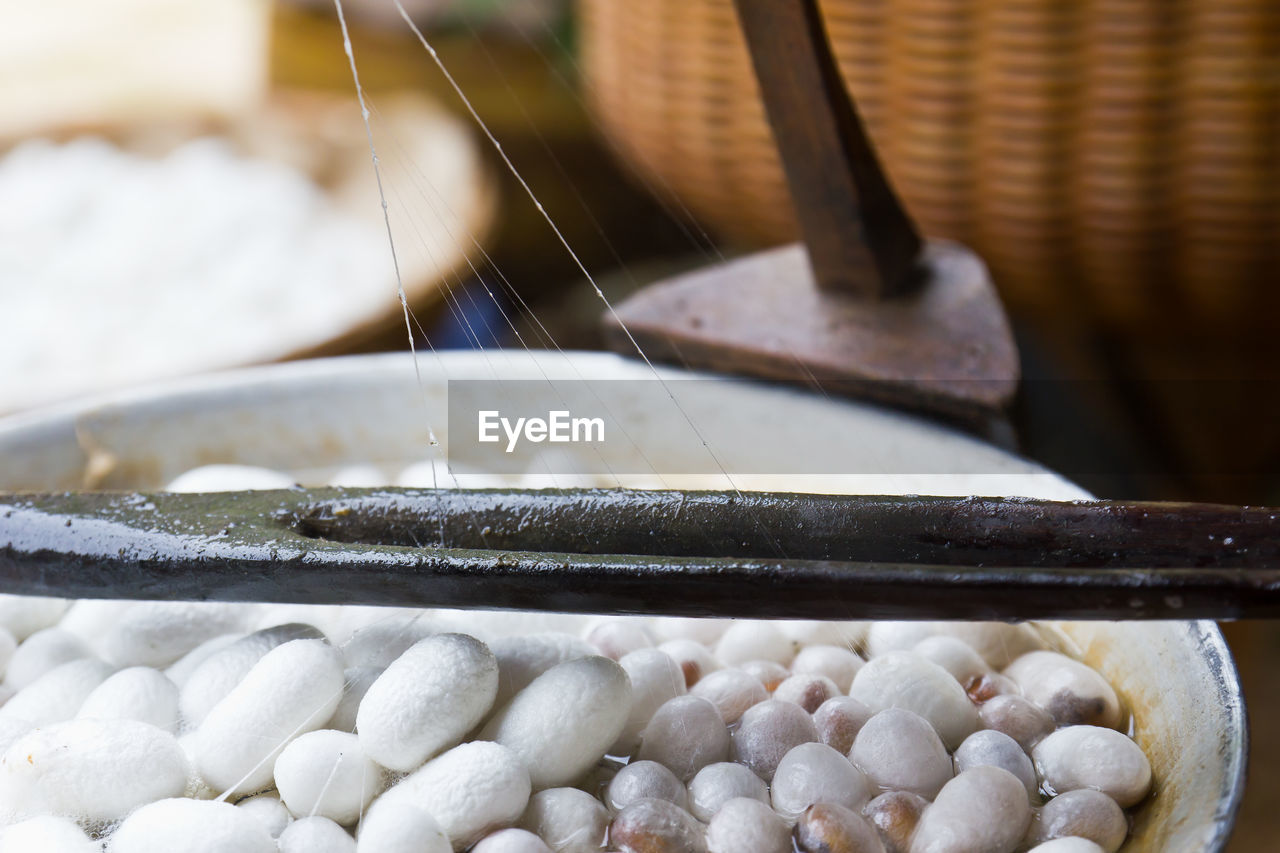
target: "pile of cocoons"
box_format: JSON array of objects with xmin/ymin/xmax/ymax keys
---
[
  {"xmin": 0, "ymin": 597, "xmax": 1152, "ymax": 852},
  {"xmin": 0, "ymin": 137, "xmax": 391, "ymax": 414}
]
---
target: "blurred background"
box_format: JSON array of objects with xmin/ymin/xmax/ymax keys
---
[{"xmin": 0, "ymin": 0, "xmax": 1277, "ymax": 845}]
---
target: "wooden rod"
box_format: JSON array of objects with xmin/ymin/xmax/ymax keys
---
[
  {"xmin": 1, "ymin": 489, "xmax": 1278, "ymax": 619},
  {"xmin": 732, "ymin": 0, "xmax": 923, "ymax": 297}
]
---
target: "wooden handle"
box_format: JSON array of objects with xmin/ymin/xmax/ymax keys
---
[
  {"xmin": 2, "ymin": 489, "xmax": 1279, "ymax": 619},
  {"xmin": 732, "ymin": 0, "xmax": 922, "ymax": 298}
]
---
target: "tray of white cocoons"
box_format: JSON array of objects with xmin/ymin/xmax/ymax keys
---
[
  {"xmin": 0, "ymin": 93, "xmax": 491, "ymax": 416},
  {"xmin": 0, "ymin": 350, "xmax": 1246, "ymax": 852}
]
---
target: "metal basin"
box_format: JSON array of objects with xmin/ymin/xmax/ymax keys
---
[{"xmin": 0, "ymin": 350, "xmax": 1246, "ymax": 851}]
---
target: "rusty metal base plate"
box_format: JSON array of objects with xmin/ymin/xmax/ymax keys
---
[{"xmin": 602, "ymin": 240, "xmax": 1020, "ymax": 422}]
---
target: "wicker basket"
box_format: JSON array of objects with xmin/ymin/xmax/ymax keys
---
[{"xmin": 578, "ymin": 0, "xmax": 1280, "ymax": 332}]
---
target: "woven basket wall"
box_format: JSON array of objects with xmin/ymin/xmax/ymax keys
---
[{"xmin": 578, "ymin": 0, "xmax": 1280, "ymax": 332}]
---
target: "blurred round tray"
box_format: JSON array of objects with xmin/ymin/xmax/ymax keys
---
[
  {"xmin": 225, "ymin": 91, "xmax": 497, "ymax": 357},
  {"xmin": 0, "ymin": 90, "xmax": 495, "ymax": 414}
]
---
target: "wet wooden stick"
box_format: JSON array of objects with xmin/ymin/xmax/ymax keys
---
[{"xmin": 1, "ymin": 488, "xmax": 1277, "ymax": 620}]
